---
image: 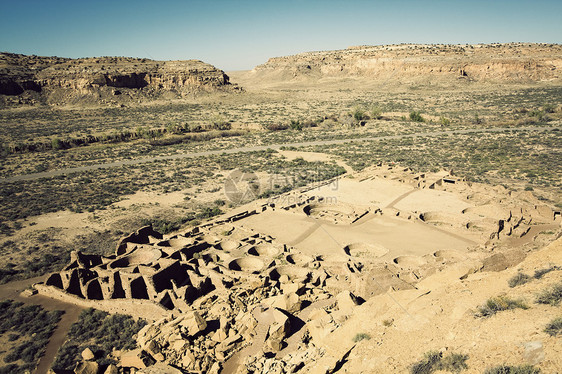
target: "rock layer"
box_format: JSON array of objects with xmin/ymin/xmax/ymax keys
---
[
  {"xmin": 0, "ymin": 53, "xmax": 234, "ymax": 106},
  {"xmin": 250, "ymin": 43, "xmax": 562, "ymax": 82}
]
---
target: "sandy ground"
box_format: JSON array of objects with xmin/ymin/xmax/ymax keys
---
[{"xmin": 306, "ymin": 237, "xmax": 562, "ymax": 373}]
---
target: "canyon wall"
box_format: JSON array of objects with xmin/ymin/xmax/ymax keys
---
[
  {"xmin": 250, "ymin": 43, "xmax": 562, "ymax": 83},
  {"xmin": 0, "ymin": 54, "xmax": 235, "ymax": 106}
]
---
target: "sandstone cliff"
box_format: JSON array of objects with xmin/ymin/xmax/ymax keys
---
[
  {"xmin": 0, "ymin": 53, "xmax": 236, "ymax": 106},
  {"xmin": 249, "ymin": 43, "xmax": 562, "ymax": 83}
]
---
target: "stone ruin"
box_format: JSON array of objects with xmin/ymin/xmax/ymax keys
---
[{"xmin": 36, "ymin": 164, "xmax": 561, "ymax": 373}]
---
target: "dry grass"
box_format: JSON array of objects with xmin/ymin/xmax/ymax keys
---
[
  {"xmin": 508, "ymin": 273, "xmax": 531, "ymax": 288},
  {"xmin": 536, "ymin": 282, "xmax": 562, "ymax": 306},
  {"xmin": 475, "ymin": 295, "xmax": 529, "ymax": 318}
]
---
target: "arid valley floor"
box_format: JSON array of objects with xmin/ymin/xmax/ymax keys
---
[{"xmin": 0, "ymin": 43, "xmax": 561, "ymax": 374}]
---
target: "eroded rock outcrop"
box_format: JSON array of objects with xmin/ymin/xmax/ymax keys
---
[
  {"xmin": 0, "ymin": 53, "xmax": 237, "ymax": 106},
  {"xmin": 250, "ymin": 43, "xmax": 562, "ymax": 83}
]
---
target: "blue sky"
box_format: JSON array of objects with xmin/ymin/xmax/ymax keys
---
[{"xmin": 1, "ymin": 0, "xmax": 561, "ymax": 71}]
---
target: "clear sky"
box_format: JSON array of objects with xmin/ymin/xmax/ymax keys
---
[{"xmin": 1, "ymin": 0, "xmax": 561, "ymax": 71}]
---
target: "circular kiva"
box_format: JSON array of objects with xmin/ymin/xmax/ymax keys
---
[
  {"xmin": 202, "ymin": 235, "xmax": 220, "ymax": 244},
  {"xmin": 269, "ymin": 266, "xmax": 311, "ymax": 282},
  {"xmin": 248, "ymin": 244, "xmax": 280, "ymax": 257},
  {"xmin": 228, "ymin": 257, "xmax": 264, "ymax": 273},
  {"xmin": 167, "ymin": 236, "xmax": 195, "ymax": 248},
  {"xmin": 110, "ymin": 247, "xmax": 162, "ymax": 268},
  {"xmin": 216, "ymin": 240, "xmax": 240, "ymax": 251},
  {"xmin": 393, "ymin": 255, "xmax": 427, "ymax": 268},
  {"xmin": 343, "ymin": 242, "xmax": 389, "ymax": 257},
  {"xmin": 286, "ymin": 253, "xmax": 314, "ymax": 266},
  {"xmin": 303, "ymin": 203, "xmax": 355, "ymax": 217}
]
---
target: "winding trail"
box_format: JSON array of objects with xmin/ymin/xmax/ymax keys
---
[
  {"xmin": 0, "ymin": 276, "xmax": 84, "ymax": 374},
  {"xmin": 1, "ymin": 125, "xmax": 558, "ymax": 183}
]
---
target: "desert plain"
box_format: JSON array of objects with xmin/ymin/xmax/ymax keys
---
[{"xmin": 0, "ymin": 43, "xmax": 561, "ymax": 374}]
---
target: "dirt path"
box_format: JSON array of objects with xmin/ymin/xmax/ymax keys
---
[
  {"xmin": 287, "ymin": 221, "xmax": 322, "ymax": 246},
  {"xmin": 1, "ymin": 125, "xmax": 558, "ymax": 183},
  {"xmin": 385, "ymin": 188, "xmax": 417, "ymax": 209},
  {"xmin": 0, "ymin": 277, "xmax": 84, "ymax": 374},
  {"xmin": 34, "ymin": 299, "xmax": 82, "ymax": 374}
]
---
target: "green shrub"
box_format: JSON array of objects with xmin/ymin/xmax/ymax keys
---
[
  {"xmin": 370, "ymin": 106, "xmax": 383, "ymax": 120},
  {"xmin": 266, "ymin": 123, "xmax": 289, "ymax": 131},
  {"xmin": 352, "ymin": 107, "xmax": 366, "ymax": 121},
  {"xmin": 52, "ymin": 343, "xmax": 80, "ymax": 372},
  {"xmin": 0, "ymin": 364, "xmax": 21, "ymax": 374},
  {"xmin": 411, "ymin": 351, "xmax": 441, "ymax": 374},
  {"xmin": 410, "ymin": 351, "xmax": 468, "ymax": 374},
  {"xmin": 196, "ymin": 206, "xmax": 223, "ymax": 220},
  {"xmin": 543, "ymin": 104, "xmax": 556, "ymax": 113},
  {"xmin": 439, "ymin": 116, "xmax": 451, "ymax": 126},
  {"xmin": 209, "ymin": 114, "xmax": 231, "ymax": 130},
  {"xmin": 529, "ymin": 110, "xmax": 545, "ymax": 120},
  {"xmin": 476, "ymin": 295, "xmax": 529, "ymax": 317},
  {"xmin": 0, "ymin": 300, "xmax": 62, "ymax": 372},
  {"xmin": 352, "ymin": 333, "xmax": 371, "ymax": 342},
  {"xmin": 544, "ymin": 316, "xmax": 562, "ymax": 337},
  {"xmin": 52, "ymin": 308, "xmax": 146, "ymax": 372},
  {"xmin": 440, "ymin": 353, "xmax": 470, "ymax": 373},
  {"xmin": 409, "ymin": 111, "xmax": 425, "ymax": 122},
  {"xmin": 289, "ymin": 120, "xmax": 303, "ymax": 131},
  {"xmin": 508, "ymin": 272, "xmax": 531, "ymax": 288},
  {"xmin": 536, "ymin": 282, "xmax": 562, "ymax": 306},
  {"xmin": 51, "ymin": 137, "xmax": 63, "ymax": 150},
  {"xmin": 140, "ymin": 217, "xmax": 192, "ymax": 235},
  {"xmin": 484, "ymin": 365, "xmax": 540, "ymax": 374}
]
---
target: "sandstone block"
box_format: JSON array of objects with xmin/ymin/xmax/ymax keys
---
[
  {"xmin": 179, "ymin": 311, "xmax": 207, "ymax": 336},
  {"xmin": 120, "ymin": 349, "xmax": 154, "ymax": 369},
  {"xmin": 81, "ymin": 347, "xmax": 95, "ymax": 361},
  {"xmin": 74, "ymin": 361, "xmax": 99, "ymax": 374}
]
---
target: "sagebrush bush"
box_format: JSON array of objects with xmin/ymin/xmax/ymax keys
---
[
  {"xmin": 370, "ymin": 106, "xmax": 383, "ymax": 120},
  {"xmin": 409, "ymin": 111, "xmax": 425, "ymax": 122},
  {"xmin": 289, "ymin": 119, "xmax": 303, "ymax": 131},
  {"xmin": 476, "ymin": 295, "xmax": 528, "ymax": 317},
  {"xmin": 508, "ymin": 272, "xmax": 531, "ymax": 288},
  {"xmin": 536, "ymin": 282, "xmax": 562, "ymax": 306},
  {"xmin": 352, "ymin": 333, "xmax": 371, "ymax": 342},
  {"xmin": 543, "ymin": 104, "xmax": 556, "ymax": 113},
  {"xmin": 544, "ymin": 316, "xmax": 562, "ymax": 337},
  {"xmin": 410, "ymin": 351, "xmax": 468, "ymax": 374},
  {"xmin": 533, "ymin": 266, "xmax": 559, "ymax": 279},
  {"xmin": 352, "ymin": 107, "xmax": 366, "ymax": 121},
  {"xmin": 0, "ymin": 300, "xmax": 62, "ymax": 373},
  {"xmin": 52, "ymin": 308, "xmax": 147, "ymax": 371},
  {"xmin": 484, "ymin": 364, "xmax": 540, "ymax": 374}
]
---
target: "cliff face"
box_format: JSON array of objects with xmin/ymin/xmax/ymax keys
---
[
  {"xmin": 250, "ymin": 43, "xmax": 562, "ymax": 83},
  {"xmin": 0, "ymin": 54, "xmax": 234, "ymax": 106}
]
